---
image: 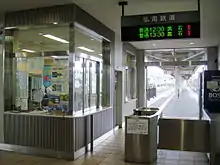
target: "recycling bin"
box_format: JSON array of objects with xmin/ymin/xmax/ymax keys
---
[{"xmin": 125, "ymin": 107, "xmax": 159, "ymax": 164}]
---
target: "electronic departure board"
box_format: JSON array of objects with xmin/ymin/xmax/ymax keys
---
[
  {"xmin": 121, "ymin": 23, "xmax": 200, "ymax": 41},
  {"xmin": 121, "ymin": 11, "xmax": 200, "ymax": 42}
]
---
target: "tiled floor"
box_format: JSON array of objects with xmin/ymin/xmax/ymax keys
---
[{"xmin": 0, "ymin": 129, "xmax": 209, "ymax": 165}]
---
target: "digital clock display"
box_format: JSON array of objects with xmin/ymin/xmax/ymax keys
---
[{"xmin": 121, "ymin": 22, "xmax": 200, "ymax": 42}]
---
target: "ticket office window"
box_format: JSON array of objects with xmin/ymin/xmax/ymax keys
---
[
  {"xmin": 125, "ymin": 52, "xmax": 136, "ymax": 102},
  {"xmin": 4, "ymin": 25, "xmax": 70, "ymax": 114},
  {"xmin": 74, "ymin": 25, "xmax": 108, "ymax": 113},
  {"xmin": 74, "ymin": 54, "xmax": 101, "ymax": 113}
]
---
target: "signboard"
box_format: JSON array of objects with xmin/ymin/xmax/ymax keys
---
[
  {"xmin": 52, "ymin": 68, "xmax": 63, "ymax": 78},
  {"xmin": 43, "ymin": 65, "xmax": 52, "ymax": 88},
  {"xmin": 204, "ymin": 71, "xmax": 220, "ymax": 113},
  {"xmin": 121, "ymin": 11, "xmax": 200, "ymax": 42},
  {"xmin": 127, "ymin": 118, "xmax": 148, "ymax": 135}
]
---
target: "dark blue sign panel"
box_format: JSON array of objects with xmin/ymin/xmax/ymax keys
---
[{"xmin": 204, "ymin": 70, "xmax": 220, "ymax": 113}]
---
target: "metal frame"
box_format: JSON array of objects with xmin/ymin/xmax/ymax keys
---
[{"xmin": 73, "ymin": 52, "xmax": 102, "ymax": 114}]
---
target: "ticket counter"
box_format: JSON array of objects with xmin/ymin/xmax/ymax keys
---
[{"xmin": 1, "ymin": 4, "xmax": 115, "ymax": 159}]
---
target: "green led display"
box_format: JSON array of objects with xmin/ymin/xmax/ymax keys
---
[
  {"xmin": 137, "ymin": 24, "xmax": 195, "ymax": 40},
  {"xmin": 178, "ymin": 25, "xmax": 183, "ymax": 37},
  {"xmin": 139, "ymin": 25, "xmax": 174, "ymax": 39},
  {"xmin": 139, "ymin": 26, "xmax": 166, "ymax": 39},
  {"xmin": 167, "ymin": 26, "xmax": 173, "ymax": 37}
]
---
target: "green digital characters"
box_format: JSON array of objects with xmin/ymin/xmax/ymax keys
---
[
  {"xmin": 167, "ymin": 26, "xmax": 173, "ymax": 37},
  {"xmin": 178, "ymin": 25, "xmax": 183, "ymax": 37},
  {"xmin": 139, "ymin": 26, "xmax": 166, "ymax": 39},
  {"xmin": 138, "ymin": 24, "xmax": 186, "ymax": 40}
]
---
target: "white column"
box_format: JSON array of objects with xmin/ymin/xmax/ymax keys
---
[
  {"xmin": 136, "ymin": 50, "xmax": 146, "ymax": 107},
  {"xmin": 0, "ymin": 45, "xmax": 3, "ymax": 142}
]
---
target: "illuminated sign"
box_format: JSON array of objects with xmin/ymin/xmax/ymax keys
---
[
  {"xmin": 204, "ymin": 70, "xmax": 220, "ymax": 113},
  {"xmin": 121, "ymin": 11, "xmax": 200, "ymax": 42}
]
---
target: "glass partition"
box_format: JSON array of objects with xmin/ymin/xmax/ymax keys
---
[
  {"xmin": 124, "ymin": 52, "xmax": 136, "ymax": 101},
  {"xmin": 4, "ymin": 23, "xmax": 111, "ymax": 115},
  {"xmin": 4, "ymin": 25, "xmax": 70, "ymax": 114},
  {"xmin": 74, "ymin": 25, "xmax": 105, "ymax": 113},
  {"xmin": 74, "ymin": 55, "xmax": 84, "ymax": 111}
]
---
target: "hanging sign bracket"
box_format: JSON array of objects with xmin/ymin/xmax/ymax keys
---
[{"xmin": 118, "ymin": 1, "xmax": 128, "ymax": 17}]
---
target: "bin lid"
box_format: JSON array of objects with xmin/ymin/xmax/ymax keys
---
[{"xmin": 133, "ymin": 107, "xmax": 159, "ymax": 116}]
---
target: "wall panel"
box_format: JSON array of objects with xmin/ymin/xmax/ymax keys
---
[{"xmin": 4, "ymin": 113, "xmax": 75, "ymax": 152}]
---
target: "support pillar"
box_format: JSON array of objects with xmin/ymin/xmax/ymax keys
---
[
  {"xmin": 207, "ymin": 46, "xmax": 218, "ymax": 70},
  {"xmin": 136, "ymin": 50, "xmax": 146, "ymax": 107},
  {"xmin": 0, "ymin": 44, "xmax": 3, "ymax": 142}
]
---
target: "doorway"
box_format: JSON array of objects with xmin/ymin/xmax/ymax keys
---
[
  {"xmin": 145, "ymin": 48, "xmax": 210, "ymax": 153},
  {"xmin": 114, "ymin": 70, "xmax": 123, "ymax": 128}
]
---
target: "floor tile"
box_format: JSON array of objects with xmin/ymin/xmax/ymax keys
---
[
  {"xmin": 179, "ymin": 160, "xmax": 194, "ymax": 165},
  {"xmin": 0, "ymin": 128, "xmax": 209, "ymax": 165}
]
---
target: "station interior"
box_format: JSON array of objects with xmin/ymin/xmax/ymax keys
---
[{"xmin": 0, "ymin": 0, "xmax": 220, "ymax": 165}]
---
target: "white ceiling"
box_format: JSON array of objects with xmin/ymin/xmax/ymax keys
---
[
  {"xmin": 0, "ymin": 0, "xmax": 219, "ymax": 50},
  {"xmin": 73, "ymin": 0, "xmax": 220, "ymax": 49}
]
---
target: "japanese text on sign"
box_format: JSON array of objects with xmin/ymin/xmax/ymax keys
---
[
  {"xmin": 127, "ymin": 118, "xmax": 148, "ymax": 135},
  {"xmin": 138, "ymin": 24, "xmax": 193, "ymax": 40},
  {"xmin": 143, "ymin": 14, "xmax": 175, "ymax": 23}
]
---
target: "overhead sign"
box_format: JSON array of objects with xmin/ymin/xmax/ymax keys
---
[
  {"xmin": 204, "ymin": 70, "xmax": 220, "ymax": 113},
  {"xmin": 121, "ymin": 11, "xmax": 200, "ymax": 42}
]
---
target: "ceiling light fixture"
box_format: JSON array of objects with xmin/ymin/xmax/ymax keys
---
[
  {"xmin": 42, "ymin": 34, "xmax": 69, "ymax": 43},
  {"xmin": 77, "ymin": 46, "xmax": 95, "ymax": 52},
  {"xmin": 189, "ymin": 42, "xmax": 194, "ymax": 45},
  {"xmin": 22, "ymin": 49, "xmax": 36, "ymax": 53},
  {"xmin": 52, "ymin": 56, "xmax": 68, "ymax": 59},
  {"xmin": 53, "ymin": 22, "xmax": 58, "ymax": 25},
  {"xmin": 98, "ymin": 53, "xmax": 103, "ymax": 56},
  {"xmin": 4, "ymin": 27, "xmax": 17, "ymax": 30}
]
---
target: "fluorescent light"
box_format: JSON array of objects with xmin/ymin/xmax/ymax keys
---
[
  {"xmin": 189, "ymin": 42, "xmax": 194, "ymax": 45},
  {"xmin": 4, "ymin": 27, "xmax": 17, "ymax": 30},
  {"xmin": 52, "ymin": 56, "xmax": 68, "ymax": 59},
  {"xmin": 77, "ymin": 46, "xmax": 94, "ymax": 52},
  {"xmin": 22, "ymin": 49, "xmax": 36, "ymax": 53},
  {"xmin": 42, "ymin": 34, "xmax": 69, "ymax": 43}
]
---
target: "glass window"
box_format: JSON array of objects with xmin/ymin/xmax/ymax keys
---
[
  {"xmin": 74, "ymin": 55, "xmax": 83, "ymax": 111},
  {"xmin": 125, "ymin": 69, "xmax": 131, "ymax": 101},
  {"xmin": 74, "ymin": 25, "xmax": 105, "ymax": 113},
  {"xmin": 100, "ymin": 62, "xmax": 103, "ymax": 107},
  {"xmin": 4, "ymin": 26, "xmax": 69, "ymax": 114},
  {"xmin": 124, "ymin": 52, "xmax": 136, "ymax": 101},
  {"xmin": 90, "ymin": 61, "xmax": 97, "ymax": 108},
  {"xmin": 4, "ymin": 24, "xmax": 111, "ymax": 115},
  {"xmin": 84, "ymin": 59, "xmax": 90, "ymax": 110}
]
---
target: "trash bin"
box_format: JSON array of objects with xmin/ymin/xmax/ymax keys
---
[{"xmin": 125, "ymin": 107, "xmax": 159, "ymax": 164}]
